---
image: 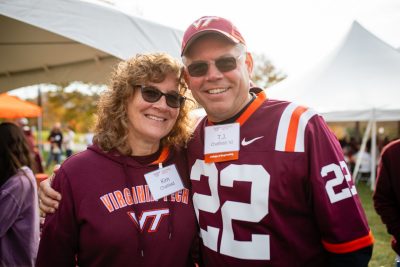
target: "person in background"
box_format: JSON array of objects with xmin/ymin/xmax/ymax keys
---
[
  {"xmin": 36, "ymin": 53, "xmax": 198, "ymax": 266},
  {"xmin": 373, "ymin": 139, "xmax": 400, "ymax": 263},
  {"xmin": 17, "ymin": 117, "xmax": 44, "ymax": 173},
  {"xmin": 84, "ymin": 132, "xmax": 94, "ymax": 146},
  {"xmin": 17, "ymin": 118, "xmax": 36, "ymax": 149},
  {"xmin": 46, "ymin": 122, "xmax": 63, "ymax": 168},
  {"xmin": 63, "ymin": 125, "xmax": 75, "ymax": 158},
  {"xmin": 0, "ymin": 122, "xmax": 40, "ymax": 267}
]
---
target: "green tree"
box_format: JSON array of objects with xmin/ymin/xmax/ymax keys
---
[
  {"xmin": 251, "ymin": 53, "xmax": 287, "ymax": 89},
  {"xmin": 41, "ymin": 83, "xmax": 100, "ymax": 132}
]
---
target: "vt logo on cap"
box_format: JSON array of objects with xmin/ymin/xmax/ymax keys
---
[
  {"xmin": 192, "ymin": 16, "xmax": 221, "ymax": 29},
  {"xmin": 181, "ymin": 15, "xmax": 247, "ymax": 55}
]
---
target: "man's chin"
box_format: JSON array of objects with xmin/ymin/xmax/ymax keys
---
[{"xmin": 204, "ymin": 107, "xmax": 232, "ymax": 122}]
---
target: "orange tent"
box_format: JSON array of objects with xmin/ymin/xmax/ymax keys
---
[{"xmin": 0, "ymin": 93, "xmax": 42, "ymax": 118}]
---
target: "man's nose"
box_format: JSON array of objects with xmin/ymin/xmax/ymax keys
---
[{"xmin": 205, "ymin": 62, "xmax": 224, "ymax": 81}]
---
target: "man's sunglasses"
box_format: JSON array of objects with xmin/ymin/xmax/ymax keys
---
[
  {"xmin": 186, "ymin": 54, "xmax": 244, "ymax": 77},
  {"xmin": 134, "ymin": 85, "xmax": 186, "ymax": 108}
]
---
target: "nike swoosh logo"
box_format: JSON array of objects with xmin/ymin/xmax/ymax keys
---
[{"xmin": 241, "ymin": 136, "xmax": 264, "ymax": 146}]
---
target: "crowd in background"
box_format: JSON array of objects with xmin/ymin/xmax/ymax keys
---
[
  {"xmin": 11, "ymin": 119, "xmax": 88, "ymax": 172},
  {"xmin": 11, "ymin": 117, "xmax": 400, "ymax": 179},
  {"xmin": 339, "ymin": 135, "xmax": 395, "ymax": 183}
]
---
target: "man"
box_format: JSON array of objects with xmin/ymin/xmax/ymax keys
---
[
  {"xmin": 373, "ymin": 139, "xmax": 400, "ymax": 259},
  {"xmin": 181, "ymin": 16, "xmax": 373, "ymax": 266},
  {"xmin": 40, "ymin": 16, "xmax": 373, "ymax": 266}
]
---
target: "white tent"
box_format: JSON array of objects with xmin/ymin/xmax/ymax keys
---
[
  {"xmin": 268, "ymin": 21, "xmax": 400, "ymax": 121},
  {"xmin": 267, "ymin": 21, "xmax": 400, "ymax": 188},
  {"xmin": 0, "ymin": 0, "xmax": 183, "ymax": 92}
]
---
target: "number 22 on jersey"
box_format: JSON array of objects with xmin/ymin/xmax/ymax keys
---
[{"xmin": 191, "ymin": 159, "xmax": 270, "ymax": 260}]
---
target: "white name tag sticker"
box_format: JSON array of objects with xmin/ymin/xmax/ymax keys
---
[
  {"xmin": 144, "ymin": 164, "xmax": 184, "ymax": 200},
  {"xmin": 204, "ymin": 123, "xmax": 240, "ymax": 163}
]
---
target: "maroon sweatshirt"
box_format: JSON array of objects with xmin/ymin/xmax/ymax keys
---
[
  {"xmin": 374, "ymin": 139, "xmax": 400, "ymax": 241},
  {"xmin": 37, "ymin": 144, "xmax": 197, "ymax": 267}
]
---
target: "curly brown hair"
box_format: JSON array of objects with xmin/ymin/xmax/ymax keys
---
[
  {"xmin": 93, "ymin": 53, "xmax": 195, "ymax": 155},
  {"xmin": 0, "ymin": 122, "xmax": 33, "ymax": 187}
]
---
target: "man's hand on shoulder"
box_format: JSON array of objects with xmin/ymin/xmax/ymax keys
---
[{"xmin": 38, "ymin": 165, "xmax": 62, "ymax": 215}]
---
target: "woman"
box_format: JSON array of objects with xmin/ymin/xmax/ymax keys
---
[
  {"xmin": 36, "ymin": 53, "xmax": 198, "ymax": 266},
  {"xmin": 0, "ymin": 122, "xmax": 40, "ymax": 266}
]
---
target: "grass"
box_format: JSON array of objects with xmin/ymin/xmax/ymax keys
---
[{"xmin": 357, "ymin": 182, "xmax": 396, "ymax": 267}]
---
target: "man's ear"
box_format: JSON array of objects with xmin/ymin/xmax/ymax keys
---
[{"xmin": 245, "ymin": 52, "xmax": 254, "ymax": 74}]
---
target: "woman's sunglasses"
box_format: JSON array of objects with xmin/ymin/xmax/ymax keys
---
[
  {"xmin": 134, "ymin": 85, "xmax": 186, "ymax": 108},
  {"xmin": 186, "ymin": 54, "xmax": 244, "ymax": 77}
]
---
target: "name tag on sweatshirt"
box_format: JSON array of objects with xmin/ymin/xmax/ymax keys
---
[{"xmin": 144, "ymin": 164, "xmax": 184, "ymax": 200}]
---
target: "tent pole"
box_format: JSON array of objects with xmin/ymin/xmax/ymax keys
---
[
  {"xmin": 37, "ymin": 86, "xmax": 43, "ymax": 157},
  {"xmin": 352, "ymin": 120, "xmax": 372, "ymax": 182},
  {"xmin": 370, "ymin": 111, "xmax": 377, "ymax": 190}
]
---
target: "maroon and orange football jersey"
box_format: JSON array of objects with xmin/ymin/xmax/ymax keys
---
[{"xmin": 187, "ymin": 89, "xmax": 373, "ymax": 266}]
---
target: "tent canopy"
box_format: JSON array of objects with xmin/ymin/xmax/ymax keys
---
[
  {"xmin": 267, "ymin": 21, "xmax": 400, "ymax": 189},
  {"xmin": 267, "ymin": 21, "xmax": 400, "ymax": 122},
  {"xmin": 0, "ymin": 93, "xmax": 42, "ymax": 118},
  {"xmin": 0, "ymin": 0, "xmax": 183, "ymax": 92}
]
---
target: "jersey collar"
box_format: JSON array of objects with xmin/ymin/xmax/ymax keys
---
[
  {"xmin": 207, "ymin": 88, "xmax": 267, "ymax": 126},
  {"xmin": 150, "ymin": 146, "xmax": 170, "ymax": 165}
]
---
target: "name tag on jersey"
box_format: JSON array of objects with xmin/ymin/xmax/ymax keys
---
[
  {"xmin": 204, "ymin": 123, "xmax": 240, "ymax": 163},
  {"xmin": 144, "ymin": 164, "xmax": 184, "ymax": 200}
]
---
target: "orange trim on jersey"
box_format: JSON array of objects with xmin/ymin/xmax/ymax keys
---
[
  {"xmin": 322, "ymin": 231, "xmax": 374, "ymax": 254},
  {"xmin": 206, "ymin": 90, "xmax": 267, "ymax": 127},
  {"xmin": 284, "ymin": 106, "xmax": 308, "ymax": 152},
  {"xmin": 150, "ymin": 147, "xmax": 169, "ymax": 165},
  {"xmin": 236, "ymin": 90, "xmax": 267, "ymax": 126},
  {"xmin": 204, "ymin": 151, "xmax": 239, "ymax": 163}
]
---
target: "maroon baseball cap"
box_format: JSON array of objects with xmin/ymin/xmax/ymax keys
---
[{"xmin": 181, "ymin": 16, "xmax": 246, "ymax": 56}]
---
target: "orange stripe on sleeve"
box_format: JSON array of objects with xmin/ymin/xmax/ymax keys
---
[
  {"xmin": 322, "ymin": 231, "xmax": 374, "ymax": 254},
  {"xmin": 284, "ymin": 106, "xmax": 308, "ymax": 152}
]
